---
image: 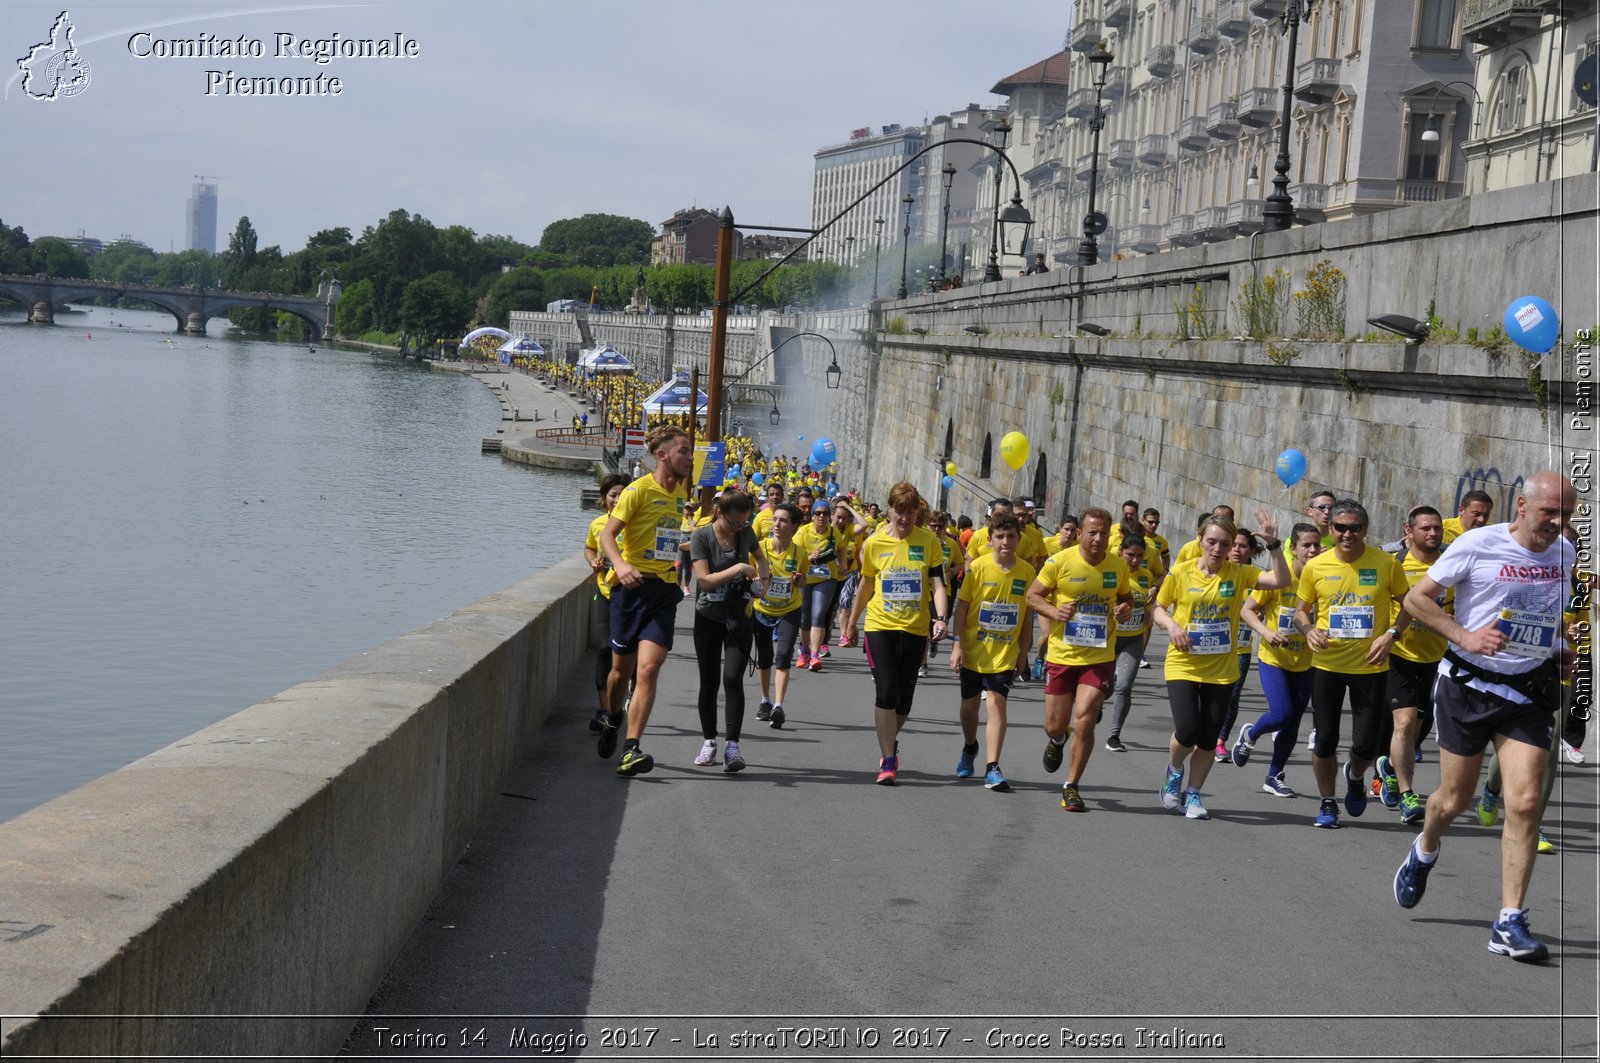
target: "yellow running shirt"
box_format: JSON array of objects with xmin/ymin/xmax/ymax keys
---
[
  {"xmin": 957, "ymin": 554, "xmax": 1036, "ymax": 675},
  {"xmin": 1391, "ymin": 550, "xmax": 1452, "ymax": 664},
  {"xmin": 608, "ymin": 473, "xmax": 689, "ymax": 581},
  {"xmin": 1175, "ymin": 537, "xmax": 1202, "ymax": 566},
  {"xmin": 752, "ymin": 506, "xmax": 775, "ymax": 539},
  {"xmin": 1116, "ymin": 564, "xmax": 1156, "ymax": 638},
  {"xmin": 585, "ymin": 512, "xmax": 615, "ymax": 598},
  {"xmin": 794, "ymin": 523, "xmax": 846, "ymax": 583},
  {"xmin": 1296, "ymin": 545, "xmax": 1411, "ymax": 675},
  {"xmin": 1034, "ymin": 545, "xmax": 1132, "ymax": 667},
  {"xmin": 1441, "ymin": 516, "xmax": 1465, "ymax": 545},
  {"xmin": 1251, "ymin": 585, "xmax": 1310, "ymax": 672},
  {"xmin": 754, "ymin": 536, "xmax": 806, "ymax": 618},
  {"xmin": 1157, "ymin": 559, "xmax": 1265, "ymax": 684},
  {"xmin": 861, "ymin": 526, "xmax": 944, "ymax": 635}
]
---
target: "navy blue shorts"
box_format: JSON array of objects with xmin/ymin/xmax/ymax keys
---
[
  {"xmin": 609, "ymin": 577, "xmax": 683, "ymax": 655},
  {"xmin": 1432, "ymin": 672, "xmax": 1555, "ymax": 757},
  {"xmin": 959, "ymin": 667, "xmax": 1015, "ymax": 700}
]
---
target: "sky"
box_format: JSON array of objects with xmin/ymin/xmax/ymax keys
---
[{"xmin": 4, "ymin": 0, "xmax": 1069, "ymax": 255}]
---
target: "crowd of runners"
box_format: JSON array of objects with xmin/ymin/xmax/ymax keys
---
[{"xmin": 582, "ymin": 425, "xmax": 1588, "ymax": 965}]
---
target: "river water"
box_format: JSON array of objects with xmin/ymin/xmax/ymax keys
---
[{"xmin": 0, "ymin": 304, "xmax": 591, "ymax": 823}]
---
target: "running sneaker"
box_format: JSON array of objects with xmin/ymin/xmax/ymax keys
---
[
  {"xmin": 1043, "ymin": 735, "xmax": 1066, "ymax": 773},
  {"xmin": 616, "ymin": 747, "xmax": 655, "ymax": 777},
  {"xmin": 1561, "ymin": 739, "xmax": 1585, "ymax": 764},
  {"xmin": 756, "ymin": 698, "xmax": 773, "ymax": 722},
  {"xmin": 1104, "ymin": 734, "xmax": 1127, "ymax": 752},
  {"xmin": 1370, "ymin": 776, "xmax": 1382, "ymax": 799},
  {"xmin": 875, "ymin": 755, "xmax": 898, "ymax": 786},
  {"xmin": 1537, "ymin": 830, "xmax": 1557, "ymax": 855},
  {"xmin": 1393, "ymin": 840, "xmax": 1433, "ymax": 907},
  {"xmin": 723, "ymin": 741, "xmax": 746, "ymax": 774},
  {"xmin": 597, "ymin": 713, "xmax": 623, "ymax": 760},
  {"xmin": 956, "ymin": 742, "xmax": 979, "ymax": 779},
  {"xmin": 1307, "ymin": 727, "xmax": 1318, "ymax": 752},
  {"xmin": 1488, "ymin": 910, "xmax": 1549, "ymax": 962},
  {"xmin": 818, "ymin": 644, "xmax": 831, "ymax": 658},
  {"xmin": 1061, "ymin": 783, "xmax": 1086, "ymax": 812},
  {"xmin": 769, "ymin": 704, "xmax": 786, "ymax": 730},
  {"xmin": 1262, "ymin": 773, "xmax": 1295, "ymax": 798},
  {"xmin": 1183, "ymin": 789, "xmax": 1210, "ymax": 820},
  {"xmin": 1398, "ymin": 790, "xmax": 1426, "ymax": 825},
  {"xmin": 1376, "ymin": 755, "xmax": 1400, "ymax": 809},
  {"xmin": 1160, "ymin": 765, "xmax": 1183, "ymax": 810},
  {"xmin": 694, "ymin": 739, "xmax": 718, "ymax": 766},
  {"xmin": 1414, "ymin": 740, "xmax": 1425, "ymax": 763},
  {"xmin": 838, "ymin": 634, "xmax": 853, "ymax": 649},
  {"xmin": 1343, "ymin": 761, "xmax": 1368, "ymax": 817},
  {"xmin": 1314, "ymin": 799, "xmax": 1340, "ymax": 829},
  {"xmin": 916, "ymin": 663, "xmax": 928, "ymax": 678},
  {"xmin": 1138, "ymin": 656, "xmax": 1150, "ymax": 669},
  {"xmin": 1031, "ymin": 658, "xmax": 1046, "ymax": 682},
  {"xmin": 795, "ymin": 651, "xmax": 811, "ymax": 670},
  {"xmin": 1214, "ymin": 740, "xmax": 1230, "ymax": 763},
  {"xmin": 588, "ymin": 708, "xmax": 608, "ymax": 733},
  {"xmin": 1230, "ymin": 724, "xmax": 1255, "ymax": 768},
  {"xmin": 1477, "ymin": 787, "xmax": 1500, "ymax": 827},
  {"xmin": 809, "ymin": 658, "xmax": 824, "ymax": 673},
  {"xmin": 984, "ymin": 766, "xmax": 1011, "ymax": 792}
]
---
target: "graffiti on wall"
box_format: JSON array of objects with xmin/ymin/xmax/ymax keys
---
[{"xmin": 1454, "ymin": 467, "xmax": 1524, "ymax": 519}]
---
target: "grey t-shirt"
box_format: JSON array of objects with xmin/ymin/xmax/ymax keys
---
[{"xmin": 691, "ymin": 522, "xmax": 759, "ymax": 621}]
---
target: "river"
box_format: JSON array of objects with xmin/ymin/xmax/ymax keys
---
[{"xmin": 0, "ymin": 304, "xmax": 592, "ymax": 823}]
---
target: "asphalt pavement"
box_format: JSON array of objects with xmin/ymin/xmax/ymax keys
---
[{"xmin": 344, "ymin": 619, "xmax": 1598, "ymax": 1062}]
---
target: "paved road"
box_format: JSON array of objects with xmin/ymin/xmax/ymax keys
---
[{"xmin": 345, "ymin": 620, "xmax": 1598, "ymax": 1062}]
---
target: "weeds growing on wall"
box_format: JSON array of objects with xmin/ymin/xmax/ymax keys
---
[
  {"xmin": 1175, "ymin": 287, "xmax": 1214, "ymax": 341},
  {"xmin": 1293, "ymin": 260, "xmax": 1346, "ymax": 340},
  {"xmin": 1234, "ymin": 268, "xmax": 1290, "ymax": 338},
  {"xmin": 1264, "ymin": 340, "xmax": 1301, "ymax": 366},
  {"xmin": 884, "ymin": 317, "xmax": 908, "ymax": 335}
]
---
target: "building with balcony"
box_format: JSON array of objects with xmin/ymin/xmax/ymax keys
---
[
  {"xmin": 1018, "ymin": 1, "xmax": 1477, "ymax": 259},
  {"xmin": 975, "ymin": 50, "xmax": 1071, "ymax": 270},
  {"xmin": 651, "ymin": 208, "xmax": 742, "ymax": 266},
  {"xmin": 1458, "ymin": 2, "xmax": 1598, "ymax": 193}
]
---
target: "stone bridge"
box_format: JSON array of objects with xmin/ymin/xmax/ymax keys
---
[{"xmin": 0, "ymin": 273, "xmax": 340, "ymax": 337}]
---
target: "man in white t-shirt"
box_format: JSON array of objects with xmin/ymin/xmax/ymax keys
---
[{"xmin": 1391, "ymin": 472, "xmax": 1577, "ymax": 963}]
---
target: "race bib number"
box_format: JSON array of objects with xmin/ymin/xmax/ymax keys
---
[
  {"xmin": 765, "ymin": 576, "xmax": 792, "ymax": 602},
  {"xmin": 1060, "ymin": 611, "xmax": 1108, "ymax": 648},
  {"xmin": 1187, "ymin": 619, "xmax": 1232, "ymax": 655},
  {"xmin": 809, "ymin": 563, "xmax": 832, "ymax": 579},
  {"xmin": 978, "ymin": 601, "xmax": 1019, "ymax": 635},
  {"xmin": 1498, "ymin": 608, "xmax": 1558, "ymax": 659},
  {"xmin": 703, "ymin": 585, "xmax": 727, "ymax": 602},
  {"xmin": 1117, "ymin": 605, "xmax": 1146, "ymax": 635},
  {"xmin": 1276, "ymin": 606, "xmax": 1305, "ymax": 646},
  {"xmin": 881, "ymin": 568, "xmax": 923, "ymax": 603},
  {"xmin": 652, "ymin": 526, "xmax": 687, "ymax": 562},
  {"xmin": 1328, "ymin": 605, "xmax": 1374, "ymax": 640}
]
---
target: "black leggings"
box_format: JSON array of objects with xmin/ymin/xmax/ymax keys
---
[
  {"xmin": 693, "ymin": 610, "xmax": 752, "ymax": 741},
  {"xmin": 1310, "ymin": 669, "xmax": 1388, "ymax": 760},
  {"xmin": 1167, "ymin": 679, "xmax": 1232, "ymax": 749},
  {"xmin": 754, "ymin": 609, "xmax": 802, "ymax": 671},
  {"xmin": 865, "ymin": 629, "xmax": 928, "ymax": 715},
  {"xmin": 591, "ymin": 591, "xmax": 612, "ymax": 692}
]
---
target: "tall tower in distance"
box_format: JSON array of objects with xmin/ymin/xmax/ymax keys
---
[{"xmin": 186, "ymin": 179, "xmax": 217, "ymax": 254}]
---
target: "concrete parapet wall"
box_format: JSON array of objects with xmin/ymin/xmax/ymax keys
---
[
  {"xmin": 507, "ymin": 310, "xmax": 803, "ymax": 386},
  {"xmin": 0, "ymin": 557, "xmax": 595, "ymax": 1059}
]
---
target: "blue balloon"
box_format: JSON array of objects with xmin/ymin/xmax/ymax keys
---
[
  {"xmin": 797, "ymin": 434, "xmax": 805, "ymax": 441},
  {"xmin": 751, "ymin": 471, "xmax": 764, "ymax": 486},
  {"xmin": 729, "ymin": 464, "xmax": 741, "ymax": 478},
  {"xmin": 826, "ymin": 482, "xmax": 839, "ymax": 498},
  {"xmin": 942, "ymin": 475, "xmax": 954, "ymax": 490},
  {"xmin": 811, "ymin": 437, "xmax": 837, "ymax": 468},
  {"xmin": 1504, "ymin": 295, "xmax": 1560, "ymax": 354},
  {"xmin": 1275, "ymin": 448, "xmax": 1308, "ymax": 487}
]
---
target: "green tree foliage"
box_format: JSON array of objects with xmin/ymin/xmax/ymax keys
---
[
  {"xmin": 0, "ymin": 220, "xmax": 31, "ymax": 274},
  {"xmin": 152, "ymin": 248, "xmax": 218, "ymax": 288},
  {"xmin": 541, "ymin": 266, "xmax": 599, "ymax": 303},
  {"xmin": 398, "ymin": 271, "xmax": 473, "ymax": 343},
  {"xmin": 29, "ymin": 237, "xmax": 89, "ymax": 278},
  {"xmin": 222, "ymin": 216, "xmax": 258, "ymax": 289},
  {"xmin": 483, "ymin": 268, "xmax": 545, "ymax": 329},
  {"xmin": 90, "ymin": 241, "xmax": 160, "ymax": 283},
  {"xmin": 539, "ymin": 213, "xmax": 653, "ymax": 268},
  {"xmin": 335, "ymin": 277, "xmax": 375, "ymax": 335}
]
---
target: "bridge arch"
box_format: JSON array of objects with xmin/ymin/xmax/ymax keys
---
[{"xmin": 0, "ymin": 274, "xmax": 335, "ymax": 337}]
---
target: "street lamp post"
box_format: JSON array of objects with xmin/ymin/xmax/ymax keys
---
[
  {"xmin": 1077, "ymin": 43, "xmax": 1115, "ymax": 267},
  {"xmin": 897, "ymin": 193, "xmax": 915, "ymax": 299},
  {"xmin": 872, "ymin": 216, "xmax": 885, "ymax": 300},
  {"xmin": 985, "ymin": 114, "xmax": 1013, "ymax": 282},
  {"xmin": 1263, "ymin": 1, "xmax": 1314, "ymax": 233},
  {"xmin": 937, "ymin": 162, "xmax": 957, "ymax": 286}
]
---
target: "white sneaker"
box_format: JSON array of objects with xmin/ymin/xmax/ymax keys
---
[
  {"xmin": 1183, "ymin": 788, "xmax": 1210, "ymax": 820},
  {"xmin": 1561, "ymin": 739, "xmax": 1585, "ymax": 764},
  {"xmin": 723, "ymin": 741, "xmax": 746, "ymax": 773},
  {"xmin": 694, "ymin": 739, "xmax": 717, "ymax": 766}
]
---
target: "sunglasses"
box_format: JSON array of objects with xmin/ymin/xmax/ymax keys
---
[
  {"xmin": 1331, "ymin": 522, "xmax": 1365, "ymax": 534},
  {"xmin": 1310, "ymin": 504, "xmax": 1334, "ymax": 512}
]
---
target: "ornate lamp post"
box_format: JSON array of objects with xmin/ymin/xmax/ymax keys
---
[
  {"xmin": 871, "ymin": 216, "xmax": 885, "ymax": 300},
  {"xmin": 1077, "ymin": 42, "xmax": 1115, "ymax": 266},
  {"xmin": 897, "ymin": 192, "xmax": 915, "ymax": 299},
  {"xmin": 1263, "ymin": 1, "xmax": 1315, "ymax": 232},
  {"xmin": 984, "ymin": 114, "xmax": 1013, "ymax": 282},
  {"xmin": 936, "ymin": 162, "xmax": 957, "ymax": 286}
]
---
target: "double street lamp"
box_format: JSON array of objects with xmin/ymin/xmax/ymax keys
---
[
  {"xmin": 1263, "ymin": 1, "xmax": 1315, "ymax": 232},
  {"xmin": 897, "ymin": 193, "xmax": 915, "ymax": 300},
  {"xmin": 1077, "ymin": 42, "xmax": 1115, "ymax": 266}
]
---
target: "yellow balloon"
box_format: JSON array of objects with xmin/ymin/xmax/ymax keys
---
[
  {"xmin": 945, "ymin": 462, "xmax": 958, "ymax": 477},
  {"xmin": 999, "ymin": 431, "xmax": 1030, "ymax": 471}
]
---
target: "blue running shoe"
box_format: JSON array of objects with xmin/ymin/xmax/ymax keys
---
[
  {"xmin": 1031, "ymin": 658, "xmax": 1046, "ymax": 682},
  {"xmin": 1393, "ymin": 840, "xmax": 1433, "ymax": 908},
  {"xmin": 1343, "ymin": 761, "xmax": 1368, "ymax": 817},
  {"xmin": 956, "ymin": 743, "xmax": 978, "ymax": 779},
  {"xmin": 1376, "ymin": 755, "xmax": 1400, "ymax": 809},
  {"xmin": 984, "ymin": 766, "xmax": 1011, "ymax": 792},
  {"xmin": 1314, "ymin": 798, "xmax": 1340, "ymax": 829},
  {"xmin": 1262, "ymin": 773, "xmax": 1295, "ymax": 798},
  {"xmin": 1488, "ymin": 910, "xmax": 1549, "ymax": 962},
  {"xmin": 1160, "ymin": 765, "xmax": 1183, "ymax": 810},
  {"xmin": 1230, "ymin": 724, "xmax": 1256, "ymax": 768}
]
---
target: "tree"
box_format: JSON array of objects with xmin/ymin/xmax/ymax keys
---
[
  {"xmin": 483, "ymin": 268, "xmax": 544, "ymax": 329},
  {"xmin": 223, "ymin": 216, "xmax": 258, "ymax": 289},
  {"xmin": 91, "ymin": 241, "xmax": 160, "ymax": 284},
  {"xmin": 398, "ymin": 271, "xmax": 473, "ymax": 344},
  {"xmin": 539, "ymin": 213, "xmax": 653, "ymax": 268},
  {"xmin": 540, "ymin": 266, "xmax": 598, "ymax": 303},
  {"xmin": 0, "ymin": 219, "xmax": 31, "ymax": 274},
  {"xmin": 335, "ymin": 277, "xmax": 375, "ymax": 335},
  {"xmin": 29, "ymin": 237, "xmax": 89, "ymax": 278}
]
